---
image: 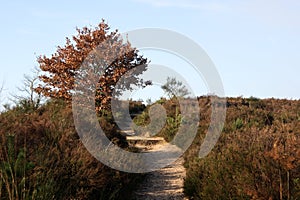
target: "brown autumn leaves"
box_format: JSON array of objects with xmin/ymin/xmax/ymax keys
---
[{"xmin": 35, "ymin": 20, "xmax": 150, "ymax": 112}]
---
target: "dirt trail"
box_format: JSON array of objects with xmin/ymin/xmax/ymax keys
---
[{"xmin": 132, "ymin": 142, "xmax": 188, "ymax": 200}]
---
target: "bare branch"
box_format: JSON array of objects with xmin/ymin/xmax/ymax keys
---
[{"xmin": 11, "ymin": 67, "xmax": 44, "ymax": 109}]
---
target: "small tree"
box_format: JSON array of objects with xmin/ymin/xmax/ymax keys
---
[
  {"xmin": 161, "ymin": 77, "xmax": 190, "ymax": 99},
  {"xmin": 0, "ymin": 82, "xmax": 3, "ymax": 103},
  {"xmin": 35, "ymin": 20, "xmax": 149, "ymax": 112},
  {"xmin": 12, "ymin": 68, "xmax": 43, "ymax": 110},
  {"xmin": 0, "ymin": 82, "xmax": 9, "ymax": 112}
]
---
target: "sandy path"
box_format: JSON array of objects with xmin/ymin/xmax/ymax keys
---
[{"xmin": 132, "ymin": 142, "xmax": 188, "ymax": 200}]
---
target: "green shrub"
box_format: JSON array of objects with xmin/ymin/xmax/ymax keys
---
[
  {"xmin": 232, "ymin": 118, "xmax": 243, "ymax": 130},
  {"xmin": 158, "ymin": 114, "xmax": 182, "ymax": 142},
  {"xmin": 0, "ymin": 134, "xmax": 35, "ymax": 200},
  {"xmin": 293, "ymin": 178, "xmax": 300, "ymax": 197}
]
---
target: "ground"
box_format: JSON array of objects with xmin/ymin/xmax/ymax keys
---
[{"xmin": 131, "ymin": 141, "xmax": 188, "ymax": 200}]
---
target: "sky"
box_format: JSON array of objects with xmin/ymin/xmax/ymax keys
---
[{"xmin": 0, "ymin": 0, "xmax": 300, "ymax": 107}]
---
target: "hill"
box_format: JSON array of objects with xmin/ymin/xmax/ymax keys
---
[{"xmin": 0, "ymin": 96, "xmax": 299, "ymax": 199}]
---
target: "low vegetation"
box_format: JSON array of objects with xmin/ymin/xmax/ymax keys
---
[
  {"xmin": 184, "ymin": 96, "xmax": 300, "ymax": 199},
  {"xmin": 133, "ymin": 96, "xmax": 300, "ymax": 199},
  {"xmin": 1, "ymin": 93, "xmax": 299, "ymax": 199},
  {"xmin": 0, "ymin": 99, "xmax": 142, "ymax": 199}
]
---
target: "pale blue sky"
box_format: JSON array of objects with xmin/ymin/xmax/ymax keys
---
[{"xmin": 0, "ymin": 0, "xmax": 299, "ymax": 106}]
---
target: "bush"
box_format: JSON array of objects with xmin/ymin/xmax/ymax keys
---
[
  {"xmin": 184, "ymin": 97, "xmax": 300, "ymax": 199},
  {"xmin": 132, "ymin": 99, "xmax": 182, "ymax": 141},
  {"xmin": 232, "ymin": 118, "xmax": 243, "ymax": 130},
  {"xmin": 0, "ymin": 99, "xmax": 142, "ymax": 199}
]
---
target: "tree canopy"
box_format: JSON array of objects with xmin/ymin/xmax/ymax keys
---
[
  {"xmin": 161, "ymin": 77, "xmax": 190, "ymax": 99},
  {"xmin": 36, "ymin": 20, "xmax": 149, "ymax": 112}
]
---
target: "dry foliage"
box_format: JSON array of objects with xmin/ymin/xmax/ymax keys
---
[
  {"xmin": 184, "ymin": 97, "xmax": 300, "ymax": 199},
  {"xmin": 35, "ymin": 20, "xmax": 149, "ymax": 112},
  {"xmin": 0, "ymin": 100, "xmax": 140, "ymax": 199}
]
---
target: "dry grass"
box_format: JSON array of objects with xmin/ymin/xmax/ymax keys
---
[
  {"xmin": 0, "ymin": 99, "xmax": 141, "ymax": 199},
  {"xmin": 184, "ymin": 96, "xmax": 300, "ymax": 199}
]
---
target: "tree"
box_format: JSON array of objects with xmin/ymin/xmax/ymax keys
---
[
  {"xmin": 0, "ymin": 82, "xmax": 3, "ymax": 107},
  {"xmin": 35, "ymin": 20, "xmax": 149, "ymax": 112},
  {"xmin": 12, "ymin": 68, "xmax": 43, "ymax": 109},
  {"xmin": 0, "ymin": 82, "xmax": 3, "ymax": 100},
  {"xmin": 161, "ymin": 77, "xmax": 190, "ymax": 99}
]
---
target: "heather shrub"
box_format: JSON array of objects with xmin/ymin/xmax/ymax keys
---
[
  {"xmin": 0, "ymin": 99, "xmax": 141, "ymax": 199},
  {"xmin": 184, "ymin": 97, "xmax": 300, "ymax": 199}
]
